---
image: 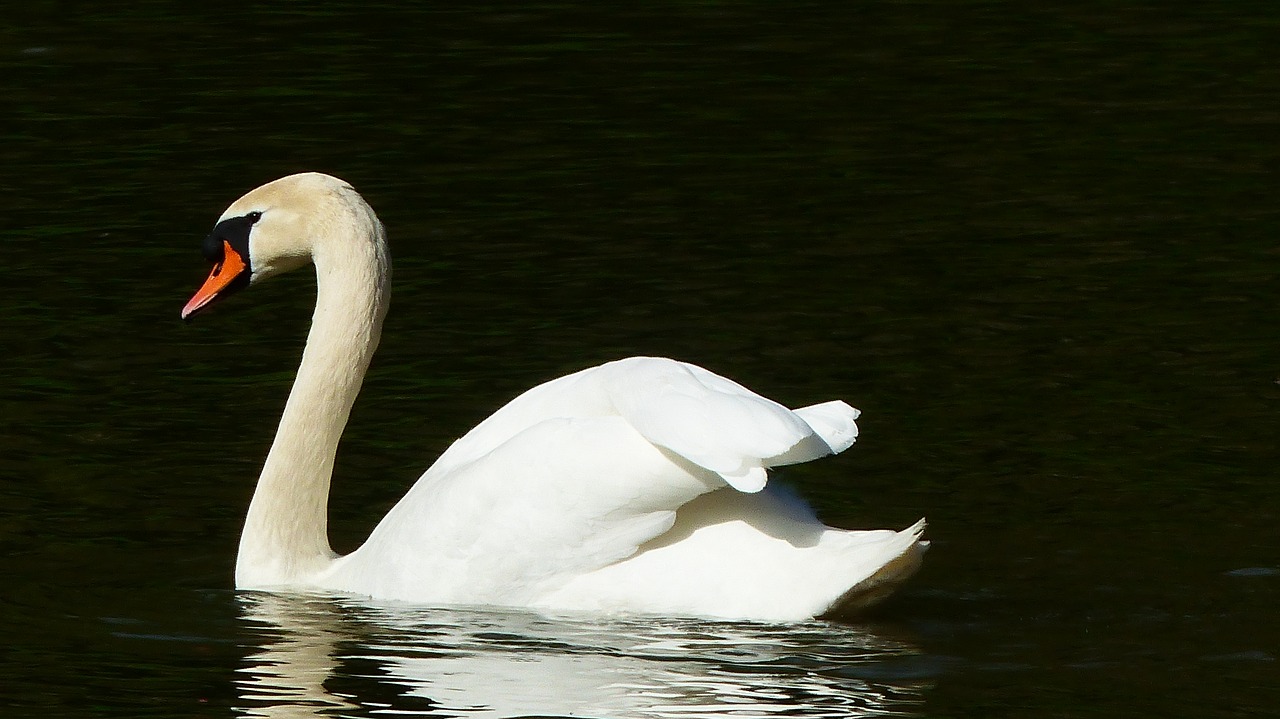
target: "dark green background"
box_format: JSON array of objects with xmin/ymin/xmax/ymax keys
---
[{"xmin": 1, "ymin": 2, "xmax": 1276, "ymax": 716}]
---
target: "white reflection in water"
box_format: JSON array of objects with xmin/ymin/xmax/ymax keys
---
[{"xmin": 237, "ymin": 592, "xmax": 925, "ymax": 718}]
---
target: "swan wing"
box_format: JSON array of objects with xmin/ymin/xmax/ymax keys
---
[
  {"xmin": 321, "ymin": 415, "xmax": 719, "ymax": 605},
  {"xmin": 317, "ymin": 357, "xmax": 863, "ymax": 607}
]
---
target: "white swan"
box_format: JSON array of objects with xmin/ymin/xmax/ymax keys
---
[{"xmin": 181, "ymin": 172, "xmax": 927, "ymax": 622}]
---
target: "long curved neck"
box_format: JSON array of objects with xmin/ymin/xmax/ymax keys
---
[{"xmin": 236, "ymin": 211, "xmax": 390, "ymax": 588}]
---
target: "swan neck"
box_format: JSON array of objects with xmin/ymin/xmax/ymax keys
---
[{"xmin": 237, "ymin": 212, "xmax": 389, "ymax": 587}]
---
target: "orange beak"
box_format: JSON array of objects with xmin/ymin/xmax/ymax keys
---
[{"xmin": 181, "ymin": 241, "xmax": 249, "ymax": 320}]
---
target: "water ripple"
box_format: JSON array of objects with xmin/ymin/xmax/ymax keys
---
[{"xmin": 235, "ymin": 593, "xmax": 926, "ymax": 718}]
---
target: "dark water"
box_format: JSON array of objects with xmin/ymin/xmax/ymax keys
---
[{"xmin": 2, "ymin": 2, "xmax": 1277, "ymax": 717}]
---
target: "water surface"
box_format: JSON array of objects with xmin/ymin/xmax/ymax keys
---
[{"xmin": 0, "ymin": 2, "xmax": 1276, "ymax": 717}]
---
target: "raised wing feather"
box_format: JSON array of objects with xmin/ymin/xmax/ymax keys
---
[{"xmin": 605, "ymin": 359, "xmax": 859, "ymax": 491}]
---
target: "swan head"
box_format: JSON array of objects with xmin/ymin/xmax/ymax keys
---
[{"xmin": 181, "ymin": 172, "xmax": 375, "ymax": 319}]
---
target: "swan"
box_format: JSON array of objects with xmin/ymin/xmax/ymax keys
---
[{"xmin": 181, "ymin": 172, "xmax": 927, "ymax": 622}]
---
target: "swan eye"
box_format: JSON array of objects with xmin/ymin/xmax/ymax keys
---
[{"xmin": 246, "ymin": 211, "xmax": 263, "ymax": 223}]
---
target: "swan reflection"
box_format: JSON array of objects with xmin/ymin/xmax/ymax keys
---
[{"xmin": 236, "ymin": 592, "xmax": 926, "ymax": 718}]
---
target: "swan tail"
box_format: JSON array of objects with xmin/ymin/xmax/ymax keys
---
[{"xmin": 824, "ymin": 519, "xmax": 929, "ymax": 617}]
